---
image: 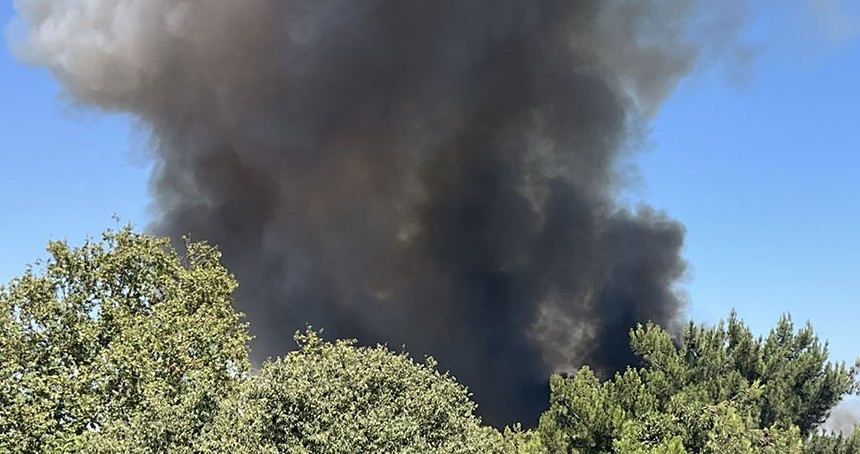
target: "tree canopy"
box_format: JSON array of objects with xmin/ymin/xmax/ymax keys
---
[
  {"xmin": 200, "ymin": 331, "xmax": 507, "ymax": 454},
  {"xmin": 0, "ymin": 228, "xmax": 250, "ymax": 453},
  {"xmin": 1, "ymin": 228, "xmax": 857, "ymax": 453},
  {"xmin": 805, "ymin": 429, "xmax": 860, "ymax": 454},
  {"xmin": 538, "ymin": 315, "xmax": 859, "ymax": 453}
]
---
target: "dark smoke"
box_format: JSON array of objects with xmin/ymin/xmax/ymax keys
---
[{"xmin": 13, "ymin": 0, "xmax": 747, "ymax": 426}]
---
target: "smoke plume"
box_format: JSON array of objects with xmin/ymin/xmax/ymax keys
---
[
  {"xmin": 823, "ymin": 396, "xmax": 860, "ymax": 436},
  {"xmin": 12, "ymin": 0, "xmax": 747, "ymax": 425}
]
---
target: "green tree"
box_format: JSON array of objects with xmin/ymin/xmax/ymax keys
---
[
  {"xmin": 0, "ymin": 228, "xmax": 250, "ymax": 453},
  {"xmin": 668, "ymin": 313, "xmax": 857, "ymax": 436},
  {"xmin": 539, "ymin": 313, "xmax": 857, "ymax": 454},
  {"xmin": 805, "ymin": 429, "xmax": 860, "ymax": 454},
  {"xmin": 503, "ymin": 425, "xmax": 547, "ymax": 454},
  {"xmin": 200, "ymin": 330, "xmax": 508, "ymax": 454},
  {"xmin": 4, "ymin": 228, "xmax": 857, "ymax": 454}
]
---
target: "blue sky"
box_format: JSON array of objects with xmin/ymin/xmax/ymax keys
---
[
  {"xmin": 636, "ymin": 3, "xmax": 860, "ymax": 366},
  {"xmin": 1, "ymin": 2, "xmax": 858, "ymax": 370}
]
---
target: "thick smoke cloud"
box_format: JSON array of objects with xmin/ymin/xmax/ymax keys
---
[{"xmin": 13, "ymin": 0, "xmax": 746, "ymax": 425}]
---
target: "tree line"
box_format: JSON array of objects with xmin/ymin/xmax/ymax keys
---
[{"xmin": 1, "ymin": 228, "xmax": 858, "ymax": 453}]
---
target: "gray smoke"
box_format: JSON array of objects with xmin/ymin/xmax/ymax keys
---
[
  {"xmin": 823, "ymin": 396, "xmax": 860, "ymax": 436},
  {"xmin": 12, "ymin": 0, "xmax": 747, "ymax": 426}
]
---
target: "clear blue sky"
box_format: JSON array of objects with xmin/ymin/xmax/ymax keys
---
[{"xmin": 1, "ymin": 3, "xmax": 858, "ymax": 367}]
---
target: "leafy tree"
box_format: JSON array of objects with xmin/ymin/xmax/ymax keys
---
[
  {"xmin": 805, "ymin": 429, "xmax": 860, "ymax": 454},
  {"xmin": 503, "ymin": 425, "xmax": 547, "ymax": 454},
  {"xmin": 0, "ymin": 228, "xmax": 250, "ymax": 453},
  {"xmin": 539, "ymin": 313, "xmax": 858, "ymax": 453},
  {"xmin": 200, "ymin": 330, "xmax": 508, "ymax": 454},
  {"xmin": 3, "ymin": 228, "xmax": 857, "ymax": 454}
]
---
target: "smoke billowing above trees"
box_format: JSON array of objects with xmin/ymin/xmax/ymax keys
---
[{"xmin": 13, "ymin": 0, "xmax": 752, "ymax": 425}]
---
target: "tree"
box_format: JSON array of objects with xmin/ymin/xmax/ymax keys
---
[
  {"xmin": 0, "ymin": 228, "xmax": 250, "ymax": 453},
  {"xmin": 3, "ymin": 227, "xmax": 857, "ymax": 454},
  {"xmin": 538, "ymin": 313, "xmax": 858, "ymax": 453},
  {"xmin": 668, "ymin": 313, "xmax": 857, "ymax": 436},
  {"xmin": 200, "ymin": 330, "xmax": 509, "ymax": 454},
  {"xmin": 805, "ymin": 429, "xmax": 860, "ymax": 454},
  {"xmin": 503, "ymin": 425, "xmax": 547, "ymax": 454}
]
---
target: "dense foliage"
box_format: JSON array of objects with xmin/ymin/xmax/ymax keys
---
[
  {"xmin": 538, "ymin": 315, "xmax": 859, "ymax": 453},
  {"xmin": 0, "ymin": 229, "xmax": 250, "ymax": 453},
  {"xmin": 805, "ymin": 429, "xmax": 860, "ymax": 454},
  {"xmin": 1, "ymin": 229, "xmax": 857, "ymax": 453},
  {"xmin": 200, "ymin": 331, "xmax": 507, "ymax": 454}
]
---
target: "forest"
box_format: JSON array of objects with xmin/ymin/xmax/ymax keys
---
[{"xmin": 1, "ymin": 228, "xmax": 858, "ymax": 453}]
